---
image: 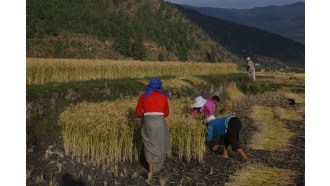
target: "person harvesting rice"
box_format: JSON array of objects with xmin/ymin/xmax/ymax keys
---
[
  {"xmin": 191, "ymin": 95, "xmax": 218, "ymax": 123},
  {"xmin": 136, "ymin": 78, "xmax": 170, "ymax": 182},
  {"xmin": 205, "ymin": 116, "xmax": 248, "ymax": 162}
]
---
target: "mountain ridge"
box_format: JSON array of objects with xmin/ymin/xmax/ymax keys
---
[
  {"xmin": 181, "ymin": 2, "xmax": 305, "ymax": 44},
  {"xmin": 176, "ymin": 4, "xmax": 305, "ymax": 68}
]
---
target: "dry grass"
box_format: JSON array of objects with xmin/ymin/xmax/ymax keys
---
[
  {"xmin": 296, "ymin": 105, "xmax": 305, "ymax": 116},
  {"xmin": 274, "ymin": 107, "xmax": 304, "ymax": 121},
  {"xmin": 26, "ymin": 58, "xmax": 237, "ymax": 85},
  {"xmin": 257, "ymin": 72, "xmax": 305, "ymax": 90},
  {"xmin": 225, "ymin": 163, "xmax": 297, "ymax": 186},
  {"xmin": 26, "ymin": 168, "xmax": 33, "ymax": 182},
  {"xmin": 161, "ymin": 79, "xmax": 192, "ymax": 88},
  {"xmin": 225, "ymin": 83, "xmax": 245, "ymax": 101},
  {"xmin": 219, "ymin": 84, "xmax": 246, "ymax": 115},
  {"xmin": 257, "ymin": 71, "xmax": 305, "ymax": 80},
  {"xmin": 283, "ymin": 92, "xmax": 305, "ymax": 104},
  {"xmin": 179, "ymin": 76, "xmax": 209, "ymax": 86},
  {"xmin": 249, "ymin": 106, "xmax": 293, "ymax": 151}
]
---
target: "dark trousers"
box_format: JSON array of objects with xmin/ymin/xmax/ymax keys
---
[{"xmin": 219, "ymin": 117, "xmax": 242, "ymax": 151}]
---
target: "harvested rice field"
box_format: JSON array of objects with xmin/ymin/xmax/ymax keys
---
[{"xmin": 26, "ymin": 67, "xmax": 305, "ymax": 185}]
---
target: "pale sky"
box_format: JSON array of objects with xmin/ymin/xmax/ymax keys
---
[{"xmin": 165, "ymin": 0, "xmax": 305, "ymax": 9}]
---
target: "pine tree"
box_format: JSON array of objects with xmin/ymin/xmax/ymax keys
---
[{"xmin": 132, "ymin": 36, "xmax": 147, "ymax": 60}]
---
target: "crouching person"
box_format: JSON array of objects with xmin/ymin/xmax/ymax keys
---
[{"xmin": 205, "ymin": 116, "xmax": 248, "ymax": 162}]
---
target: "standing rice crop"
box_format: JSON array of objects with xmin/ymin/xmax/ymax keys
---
[
  {"xmin": 167, "ymin": 98, "xmax": 207, "ymax": 163},
  {"xmin": 60, "ymin": 97, "xmax": 207, "ymax": 167},
  {"xmin": 27, "ymin": 58, "xmax": 237, "ymax": 85},
  {"xmin": 60, "ymin": 99, "xmax": 141, "ymax": 167}
]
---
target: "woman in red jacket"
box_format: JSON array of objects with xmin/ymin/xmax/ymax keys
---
[{"xmin": 136, "ymin": 78, "xmax": 170, "ymax": 182}]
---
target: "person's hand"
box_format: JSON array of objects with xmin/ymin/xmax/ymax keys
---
[{"xmin": 211, "ymin": 145, "xmax": 220, "ymax": 152}]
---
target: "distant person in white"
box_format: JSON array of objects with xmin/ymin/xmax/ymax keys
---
[{"xmin": 246, "ymin": 57, "xmax": 256, "ymax": 81}]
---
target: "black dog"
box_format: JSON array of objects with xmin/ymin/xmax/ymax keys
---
[{"xmin": 288, "ymin": 98, "xmax": 295, "ymax": 109}]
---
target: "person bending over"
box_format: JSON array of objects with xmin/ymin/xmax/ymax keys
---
[
  {"xmin": 206, "ymin": 116, "xmax": 248, "ymax": 162},
  {"xmin": 191, "ymin": 96, "xmax": 216, "ymax": 122}
]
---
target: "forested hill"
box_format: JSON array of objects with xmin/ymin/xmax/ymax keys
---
[
  {"xmin": 26, "ymin": 0, "xmax": 238, "ymax": 63},
  {"xmin": 176, "ymin": 5, "xmax": 305, "ymax": 68}
]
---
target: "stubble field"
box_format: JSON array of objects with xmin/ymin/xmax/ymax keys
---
[{"xmin": 26, "ymin": 59, "xmax": 304, "ymax": 185}]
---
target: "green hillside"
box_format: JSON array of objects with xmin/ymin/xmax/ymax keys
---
[{"xmin": 26, "ymin": 0, "xmax": 238, "ymax": 62}]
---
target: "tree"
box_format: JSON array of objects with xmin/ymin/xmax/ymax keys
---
[
  {"xmin": 113, "ymin": 0, "xmax": 119, "ymax": 6},
  {"xmin": 112, "ymin": 26, "xmax": 132, "ymax": 57},
  {"xmin": 26, "ymin": 15, "xmax": 37, "ymax": 38},
  {"xmin": 158, "ymin": 53, "xmax": 165, "ymax": 61},
  {"xmin": 54, "ymin": 39, "xmax": 62, "ymax": 57},
  {"xmin": 43, "ymin": 13, "xmax": 59, "ymax": 36},
  {"xmin": 206, "ymin": 51, "xmax": 216, "ymax": 62},
  {"xmin": 132, "ymin": 37, "xmax": 147, "ymax": 60}
]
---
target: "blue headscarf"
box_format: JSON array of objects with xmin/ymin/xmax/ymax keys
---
[{"xmin": 144, "ymin": 78, "xmax": 169, "ymax": 98}]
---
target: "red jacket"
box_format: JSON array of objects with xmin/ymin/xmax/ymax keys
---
[{"xmin": 136, "ymin": 91, "xmax": 169, "ymax": 118}]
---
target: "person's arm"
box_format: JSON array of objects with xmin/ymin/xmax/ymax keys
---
[
  {"xmin": 163, "ymin": 97, "xmax": 169, "ymax": 118},
  {"xmin": 204, "ymin": 101, "xmax": 215, "ymax": 116},
  {"xmin": 191, "ymin": 108, "xmax": 199, "ymax": 117},
  {"xmin": 246, "ymin": 61, "xmax": 250, "ymax": 71},
  {"xmin": 203, "ymin": 104, "xmax": 210, "ymax": 116},
  {"xmin": 136, "ymin": 95, "xmax": 144, "ymax": 118},
  {"xmin": 206, "ymin": 125, "xmax": 213, "ymax": 141}
]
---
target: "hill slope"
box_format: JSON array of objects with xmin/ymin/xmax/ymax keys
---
[
  {"xmin": 182, "ymin": 2, "xmax": 305, "ymax": 44},
  {"xmin": 176, "ymin": 5, "xmax": 305, "ymax": 68},
  {"xmin": 26, "ymin": 0, "xmax": 237, "ymax": 62},
  {"xmin": 26, "ymin": 0, "xmax": 305, "ymax": 68}
]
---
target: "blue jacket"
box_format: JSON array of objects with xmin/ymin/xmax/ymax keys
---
[{"xmin": 206, "ymin": 116, "xmax": 233, "ymax": 141}]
